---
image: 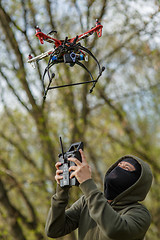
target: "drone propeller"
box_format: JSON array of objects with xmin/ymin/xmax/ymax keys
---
[{"xmin": 47, "ymin": 30, "xmax": 58, "ymax": 35}]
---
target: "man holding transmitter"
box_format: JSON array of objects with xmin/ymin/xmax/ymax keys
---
[{"xmin": 45, "ymin": 149, "xmax": 153, "ymax": 240}]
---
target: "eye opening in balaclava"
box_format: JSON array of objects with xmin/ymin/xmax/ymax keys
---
[{"xmin": 104, "ymin": 157, "xmax": 141, "ymax": 200}]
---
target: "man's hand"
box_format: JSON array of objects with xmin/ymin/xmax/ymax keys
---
[
  {"xmin": 68, "ymin": 149, "xmax": 92, "ymax": 184},
  {"xmin": 55, "ymin": 162, "xmax": 63, "ymax": 185}
]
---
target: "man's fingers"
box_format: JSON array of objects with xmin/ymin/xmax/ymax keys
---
[
  {"xmin": 55, "ymin": 162, "xmax": 62, "ymax": 170},
  {"xmin": 70, "ymin": 171, "xmax": 76, "ymax": 179},
  {"xmin": 55, "ymin": 167, "xmax": 63, "ymax": 184},
  {"xmin": 55, "ymin": 174, "xmax": 63, "ymax": 180},
  {"xmin": 79, "ymin": 149, "xmax": 87, "ymax": 163},
  {"xmin": 69, "ymin": 166, "xmax": 77, "ymax": 172},
  {"xmin": 55, "ymin": 174, "xmax": 63, "ymax": 184},
  {"xmin": 56, "ymin": 169, "xmax": 63, "ymax": 174},
  {"xmin": 68, "ymin": 157, "xmax": 81, "ymax": 166}
]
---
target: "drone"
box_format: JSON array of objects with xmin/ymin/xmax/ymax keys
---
[{"xmin": 28, "ymin": 19, "xmax": 105, "ymax": 99}]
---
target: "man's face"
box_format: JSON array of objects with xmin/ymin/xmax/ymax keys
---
[
  {"xmin": 104, "ymin": 158, "xmax": 141, "ymax": 200},
  {"xmin": 118, "ymin": 161, "xmax": 135, "ymax": 171}
]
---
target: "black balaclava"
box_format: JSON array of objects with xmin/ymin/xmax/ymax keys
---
[{"xmin": 104, "ymin": 157, "xmax": 141, "ymax": 200}]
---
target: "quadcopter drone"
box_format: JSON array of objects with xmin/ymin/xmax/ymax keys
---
[{"xmin": 28, "ymin": 20, "xmax": 105, "ymax": 99}]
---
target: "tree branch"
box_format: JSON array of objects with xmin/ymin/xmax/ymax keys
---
[
  {"xmin": 0, "ymin": 68, "xmax": 30, "ymax": 112},
  {"xmin": 0, "ymin": 131, "xmax": 37, "ymax": 168},
  {"xmin": 0, "ymin": 178, "xmax": 26, "ymax": 240},
  {"xmin": 0, "ymin": 158, "xmax": 38, "ymax": 228},
  {"xmin": 0, "ymin": 5, "xmax": 38, "ymax": 110}
]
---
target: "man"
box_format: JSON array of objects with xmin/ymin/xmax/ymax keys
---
[{"xmin": 45, "ymin": 149, "xmax": 153, "ymax": 240}]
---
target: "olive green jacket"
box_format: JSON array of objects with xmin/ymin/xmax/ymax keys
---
[{"xmin": 45, "ymin": 155, "xmax": 153, "ymax": 240}]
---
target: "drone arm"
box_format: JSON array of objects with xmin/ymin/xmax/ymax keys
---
[
  {"xmin": 83, "ymin": 23, "xmax": 103, "ymax": 37},
  {"xmin": 35, "ymin": 31, "xmax": 62, "ymax": 47},
  {"xmin": 27, "ymin": 48, "xmax": 56, "ymax": 63},
  {"xmin": 71, "ymin": 22, "xmax": 103, "ymax": 43}
]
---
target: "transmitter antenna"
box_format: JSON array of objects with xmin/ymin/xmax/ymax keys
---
[{"xmin": 59, "ymin": 137, "xmax": 66, "ymax": 163}]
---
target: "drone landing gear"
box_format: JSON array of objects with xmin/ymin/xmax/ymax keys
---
[{"xmin": 42, "ymin": 42, "xmax": 105, "ymax": 100}]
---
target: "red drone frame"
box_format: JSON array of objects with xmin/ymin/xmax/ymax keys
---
[
  {"xmin": 28, "ymin": 19, "xmax": 105, "ymax": 99},
  {"xmin": 35, "ymin": 19, "xmax": 103, "ymax": 46}
]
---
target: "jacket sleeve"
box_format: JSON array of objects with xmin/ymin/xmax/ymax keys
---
[
  {"xmin": 80, "ymin": 179, "xmax": 151, "ymax": 240},
  {"xmin": 45, "ymin": 185, "xmax": 81, "ymax": 238}
]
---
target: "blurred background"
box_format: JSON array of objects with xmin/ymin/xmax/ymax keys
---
[{"xmin": 0, "ymin": 0, "xmax": 160, "ymax": 239}]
